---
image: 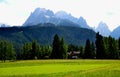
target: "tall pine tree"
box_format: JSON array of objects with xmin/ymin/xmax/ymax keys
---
[
  {"xmin": 91, "ymin": 42, "xmax": 96, "ymax": 58},
  {"xmin": 118, "ymin": 37, "xmax": 120, "ymax": 50},
  {"xmin": 51, "ymin": 34, "xmax": 67, "ymax": 59},
  {"xmin": 22, "ymin": 43, "xmax": 32, "ymax": 59},
  {"xmin": 107, "ymin": 36, "xmax": 118, "ymax": 59},
  {"xmin": 31, "ymin": 40, "xmax": 40, "ymax": 59},
  {"xmin": 95, "ymin": 32, "xmax": 105, "ymax": 59},
  {"xmin": 84, "ymin": 39, "xmax": 94, "ymax": 59},
  {"xmin": 51, "ymin": 34, "xmax": 60, "ymax": 59},
  {"xmin": 59, "ymin": 37, "xmax": 68, "ymax": 59}
]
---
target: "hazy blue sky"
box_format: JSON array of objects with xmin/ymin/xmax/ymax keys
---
[{"xmin": 0, "ymin": 0, "xmax": 120, "ymax": 31}]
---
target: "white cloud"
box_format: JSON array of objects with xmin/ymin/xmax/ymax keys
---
[{"xmin": 0, "ymin": 0, "xmax": 120, "ymax": 30}]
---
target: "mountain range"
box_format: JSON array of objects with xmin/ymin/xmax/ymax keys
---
[
  {"xmin": 95, "ymin": 23, "xmax": 120, "ymax": 39},
  {"xmin": 23, "ymin": 8, "xmax": 90, "ymax": 28},
  {"xmin": 0, "ymin": 7, "xmax": 120, "ymax": 45},
  {"xmin": 23, "ymin": 8, "xmax": 120, "ymax": 38}
]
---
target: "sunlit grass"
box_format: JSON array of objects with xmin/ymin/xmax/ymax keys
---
[{"xmin": 0, "ymin": 60, "xmax": 120, "ymax": 77}]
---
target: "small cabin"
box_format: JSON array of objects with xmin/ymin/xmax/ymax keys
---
[{"xmin": 68, "ymin": 51, "xmax": 80, "ymax": 59}]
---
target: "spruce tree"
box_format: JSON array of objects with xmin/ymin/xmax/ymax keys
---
[
  {"xmin": 22, "ymin": 43, "xmax": 32, "ymax": 59},
  {"xmin": 22, "ymin": 41, "xmax": 40, "ymax": 59},
  {"xmin": 91, "ymin": 42, "xmax": 95, "ymax": 58},
  {"xmin": 84, "ymin": 39, "xmax": 93, "ymax": 59},
  {"xmin": 51, "ymin": 34, "xmax": 60, "ymax": 59},
  {"xmin": 95, "ymin": 32, "xmax": 105, "ymax": 59},
  {"xmin": 118, "ymin": 37, "xmax": 120, "ymax": 50},
  {"xmin": 51, "ymin": 34, "xmax": 67, "ymax": 59},
  {"xmin": 40, "ymin": 45, "xmax": 51, "ymax": 59},
  {"xmin": 31, "ymin": 40, "xmax": 40, "ymax": 59},
  {"xmin": 107, "ymin": 36, "xmax": 118, "ymax": 59},
  {"xmin": 59, "ymin": 37, "xmax": 67, "ymax": 59},
  {"xmin": 7, "ymin": 43, "xmax": 16, "ymax": 60}
]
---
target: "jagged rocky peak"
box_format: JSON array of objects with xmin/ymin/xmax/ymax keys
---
[
  {"xmin": 32, "ymin": 8, "xmax": 54, "ymax": 16},
  {"xmin": 23, "ymin": 8, "xmax": 55, "ymax": 26},
  {"xmin": 55, "ymin": 11, "xmax": 69, "ymax": 18},
  {"xmin": 78, "ymin": 17, "xmax": 87, "ymax": 24},
  {"xmin": 97, "ymin": 22, "xmax": 109, "ymax": 29},
  {"xmin": 96, "ymin": 21, "xmax": 111, "ymax": 36},
  {"xmin": 55, "ymin": 11, "xmax": 78, "ymax": 23},
  {"xmin": 77, "ymin": 17, "xmax": 90, "ymax": 28},
  {"xmin": 23, "ymin": 7, "xmax": 90, "ymax": 28}
]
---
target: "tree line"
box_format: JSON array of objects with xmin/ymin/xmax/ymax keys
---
[
  {"xmin": 0, "ymin": 41, "xmax": 16, "ymax": 62},
  {"xmin": 0, "ymin": 33, "xmax": 120, "ymax": 62}
]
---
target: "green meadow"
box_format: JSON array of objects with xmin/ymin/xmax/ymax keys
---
[{"xmin": 0, "ymin": 60, "xmax": 120, "ymax": 77}]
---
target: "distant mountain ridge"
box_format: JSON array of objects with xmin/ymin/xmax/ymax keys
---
[
  {"xmin": 95, "ymin": 22, "xmax": 111, "ymax": 37},
  {"xmin": 111, "ymin": 26, "xmax": 120, "ymax": 39},
  {"xmin": 23, "ymin": 8, "xmax": 90, "ymax": 28},
  {"xmin": 0, "ymin": 23, "xmax": 10, "ymax": 27}
]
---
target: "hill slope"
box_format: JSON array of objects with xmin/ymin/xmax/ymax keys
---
[{"xmin": 0, "ymin": 23, "xmax": 96, "ymax": 51}]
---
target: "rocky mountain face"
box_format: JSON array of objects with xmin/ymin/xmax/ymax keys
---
[
  {"xmin": 23, "ymin": 8, "xmax": 90, "ymax": 28},
  {"xmin": 95, "ymin": 22, "xmax": 111, "ymax": 37}
]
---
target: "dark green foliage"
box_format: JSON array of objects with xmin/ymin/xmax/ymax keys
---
[
  {"xmin": 59, "ymin": 37, "xmax": 68, "ymax": 59},
  {"xmin": 118, "ymin": 37, "xmax": 120, "ymax": 50},
  {"xmin": 22, "ymin": 41, "xmax": 41, "ymax": 59},
  {"xmin": 118, "ymin": 38, "xmax": 120, "ymax": 58},
  {"xmin": 91, "ymin": 42, "xmax": 96, "ymax": 58},
  {"xmin": 51, "ymin": 34, "xmax": 67, "ymax": 59},
  {"xmin": 1, "ymin": 24, "xmax": 120, "ymax": 60},
  {"xmin": 68, "ymin": 44, "xmax": 79, "ymax": 52},
  {"xmin": 79, "ymin": 46, "xmax": 84, "ymax": 58},
  {"xmin": 105, "ymin": 36, "xmax": 119, "ymax": 59},
  {"xmin": 95, "ymin": 34, "xmax": 119, "ymax": 59},
  {"xmin": 0, "ymin": 24, "xmax": 96, "ymax": 52},
  {"xmin": 51, "ymin": 34, "xmax": 60, "ymax": 59},
  {"xmin": 22, "ymin": 43, "xmax": 32, "ymax": 59},
  {"xmin": 84, "ymin": 39, "xmax": 95, "ymax": 59},
  {"xmin": 0, "ymin": 41, "xmax": 16, "ymax": 62},
  {"xmin": 103, "ymin": 37, "xmax": 109, "ymax": 58},
  {"xmin": 31, "ymin": 40, "xmax": 40, "ymax": 59},
  {"xmin": 39, "ymin": 45, "xmax": 52, "ymax": 59},
  {"xmin": 7, "ymin": 43, "xmax": 16, "ymax": 60},
  {"xmin": 21, "ymin": 40, "xmax": 52, "ymax": 60},
  {"xmin": 95, "ymin": 32, "xmax": 106, "ymax": 59},
  {"xmin": 0, "ymin": 25, "xmax": 96, "ymax": 59}
]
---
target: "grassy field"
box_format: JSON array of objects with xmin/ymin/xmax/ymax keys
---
[{"xmin": 0, "ymin": 60, "xmax": 120, "ymax": 77}]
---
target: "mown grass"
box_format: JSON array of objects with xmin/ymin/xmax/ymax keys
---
[{"xmin": 0, "ymin": 60, "xmax": 120, "ymax": 77}]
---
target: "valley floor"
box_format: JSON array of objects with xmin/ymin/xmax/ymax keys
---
[{"xmin": 0, "ymin": 60, "xmax": 120, "ymax": 77}]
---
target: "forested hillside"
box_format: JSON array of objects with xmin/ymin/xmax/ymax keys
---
[{"xmin": 0, "ymin": 23, "xmax": 96, "ymax": 52}]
